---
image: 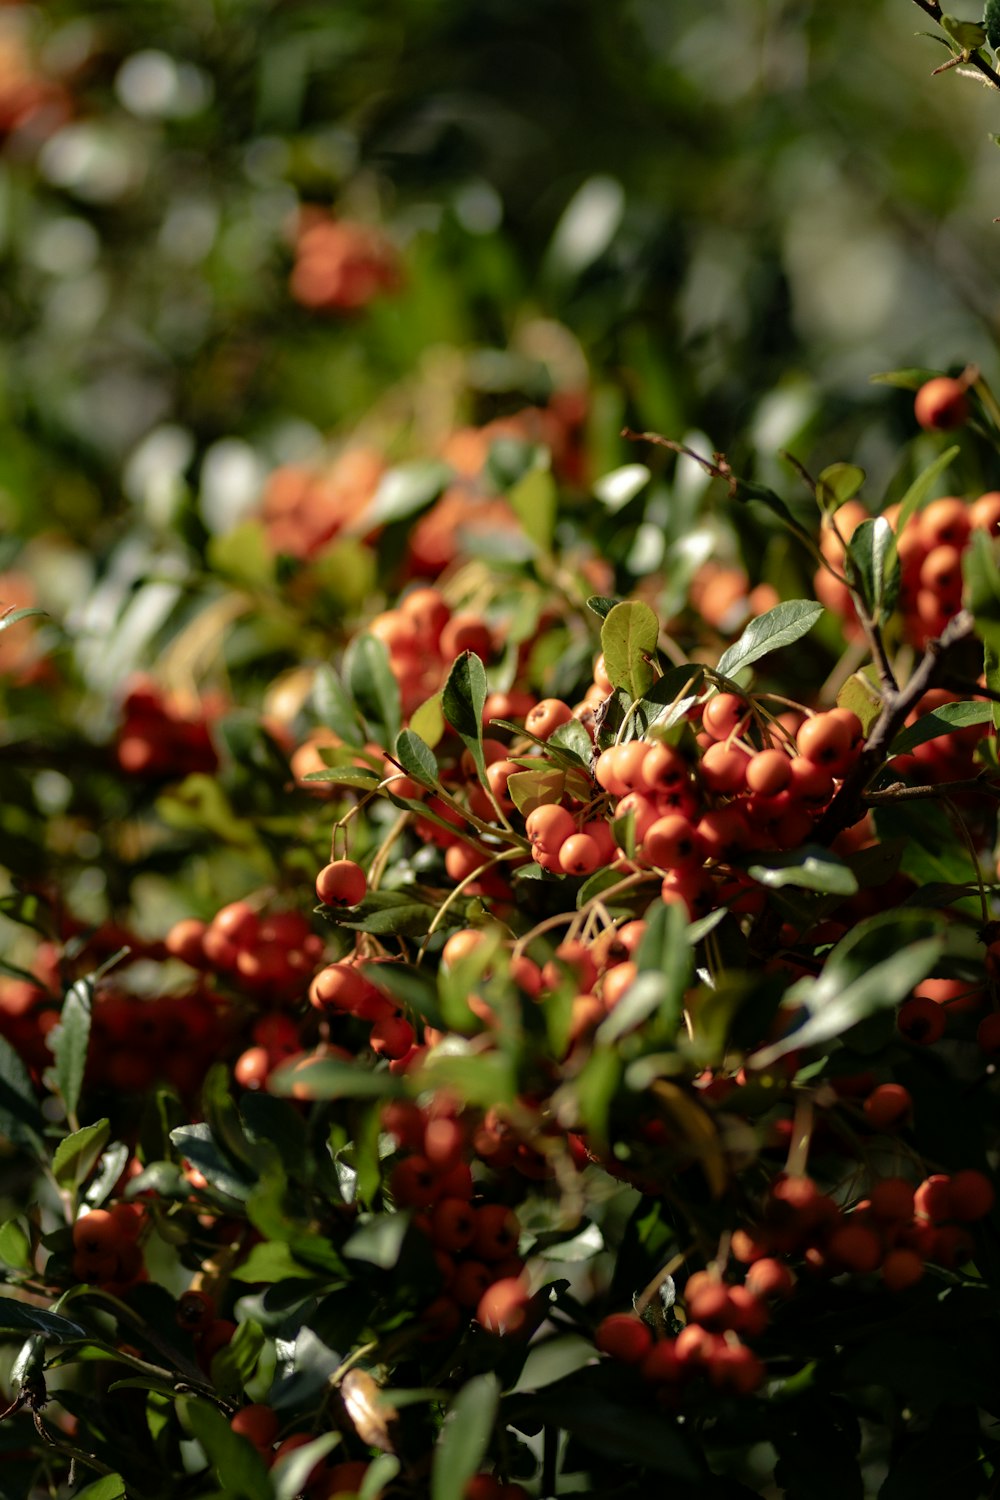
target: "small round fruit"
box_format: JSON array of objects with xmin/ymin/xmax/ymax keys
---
[
  {"xmin": 914, "ymin": 376, "xmax": 970, "ymax": 432},
  {"xmin": 315, "ymin": 859, "xmax": 367, "ymax": 907},
  {"xmin": 594, "ymin": 1313, "xmax": 653, "ymax": 1364}
]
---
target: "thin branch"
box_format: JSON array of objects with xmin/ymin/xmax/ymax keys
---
[
  {"xmin": 864, "ymin": 774, "xmax": 1000, "ymax": 804},
  {"xmin": 910, "ymin": 0, "xmax": 1000, "ymax": 91}
]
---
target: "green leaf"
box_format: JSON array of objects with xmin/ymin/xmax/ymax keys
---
[
  {"xmin": 869, "ymin": 367, "xmax": 940, "ymax": 391},
  {"xmin": 442, "ymin": 650, "xmax": 488, "ymax": 745},
  {"xmin": 750, "ymin": 931, "xmax": 945, "ymax": 1067},
  {"xmin": 52, "ymin": 1119, "xmax": 111, "ymax": 1190},
  {"xmin": 940, "ymin": 14, "xmax": 986, "ymax": 48},
  {"xmin": 593, "ymin": 463, "xmax": 651, "ymax": 512},
  {"xmin": 596, "ymin": 901, "xmax": 691, "ymax": 1044},
  {"xmin": 509, "ymin": 1334, "xmax": 597, "ymax": 1393},
  {"xmin": 70, "ymin": 1474, "xmax": 127, "ymax": 1500},
  {"xmin": 394, "ymin": 728, "xmax": 440, "ymax": 789},
  {"xmin": 364, "ymin": 460, "xmax": 452, "ymax": 527},
  {"xmin": 837, "ymin": 671, "xmax": 882, "ymax": 737},
  {"xmin": 744, "ymin": 846, "xmax": 859, "ymax": 896},
  {"xmin": 714, "ymin": 600, "xmax": 824, "ymax": 679},
  {"xmin": 0, "ymin": 1218, "xmax": 32, "ymax": 1270},
  {"xmin": 409, "ymin": 691, "xmax": 446, "ymax": 748},
  {"xmin": 268, "ymin": 1057, "xmax": 403, "ymax": 1101},
  {"xmin": 890, "ymin": 699, "xmax": 993, "ymax": 755},
  {"xmin": 846, "ymin": 516, "xmax": 896, "ymax": 620},
  {"xmin": 509, "ymin": 466, "xmax": 557, "ymax": 551},
  {"xmin": 507, "ymin": 766, "xmax": 566, "ymax": 816},
  {"xmin": 209, "ymin": 1316, "xmax": 266, "ymax": 1397},
  {"xmin": 345, "ymin": 633, "xmax": 402, "ymax": 746},
  {"xmin": 0, "ymin": 606, "xmax": 46, "ymax": 633},
  {"xmin": 230, "ymin": 1241, "xmax": 329, "ymax": 1284},
  {"xmin": 816, "ymin": 462, "xmax": 865, "ymax": 513},
  {"xmin": 312, "ymin": 663, "xmax": 365, "ymax": 747},
  {"xmin": 586, "ymin": 595, "xmax": 620, "ymax": 619},
  {"xmin": 181, "ymin": 1397, "xmax": 272, "ymax": 1500},
  {"xmin": 601, "ymin": 600, "xmax": 659, "ymax": 700},
  {"xmin": 873, "ymin": 800, "xmax": 980, "ymax": 891},
  {"xmin": 506, "ymin": 1377, "xmax": 703, "ymax": 1480},
  {"xmin": 892, "ymin": 444, "xmax": 961, "ymax": 539},
  {"xmin": 272, "ymin": 1435, "xmax": 343, "ymax": 1500},
  {"xmin": 419, "ymin": 1049, "xmax": 517, "ymax": 1107},
  {"xmin": 359, "ymin": 1454, "xmax": 402, "ymax": 1499},
  {"xmin": 0, "ymin": 1297, "xmax": 85, "ymax": 1339},
  {"xmin": 988, "ymin": 0, "xmax": 1000, "ymax": 48},
  {"xmin": 0, "ymin": 1034, "xmax": 44, "ymax": 1153},
  {"xmin": 630, "ymin": 665, "xmax": 704, "ymax": 738},
  {"xmin": 333, "ymin": 890, "xmax": 441, "ymax": 937},
  {"xmin": 168, "ymin": 1124, "xmax": 257, "ymax": 1201},
  {"xmin": 343, "ymin": 1212, "xmax": 411, "ymax": 1269},
  {"xmin": 49, "ymin": 978, "xmax": 93, "ymax": 1123},
  {"xmin": 432, "ymin": 1372, "xmax": 500, "ymax": 1500},
  {"xmin": 303, "ymin": 765, "xmax": 381, "ymax": 789},
  {"xmin": 964, "ymin": 529, "xmax": 1000, "ymax": 728},
  {"xmin": 572, "ymin": 1046, "xmax": 622, "ymax": 1151}
]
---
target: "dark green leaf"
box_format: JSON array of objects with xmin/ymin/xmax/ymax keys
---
[
  {"xmin": 333, "ymin": 890, "xmax": 441, "ymax": 937},
  {"xmin": 394, "ymin": 728, "xmax": 440, "ymax": 789},
  {"xmin": 0, "ymin": 1034, "xmax": 44, "ymax": 1153},
  {"xmin": 890, "ymin": 700, "xmax": 993, "ymax": 755},
  {"xmin": 432, "ymin": 1373, "xmax": 500, "ymax": 1500},
  {"xmin": 0, "ymin": 1297, "xmax": 85, "ymax": 1339},
  {"xmin": 168, "ymin": 1124, "xmax": 257, "ymax": 1201},
  {"xmin": 892, "ymin": 444, "xmax": 961, "ymax": 539},
  {"xmin": 343, "ymin": 1212, "xmax": 411, "ymax": 1269},
  {"xmin": 208, "ymin": 1317, "xmax": 266, "ymax": 1396},
  {"xmin": 715, "ymin": 600, "xmax": 824, "ymax": 679},
  {"xmin": 507, "ymin": 1376, "xmax": 703, "ymax": 1480},
  {"xmin": 442, "ymin": 651, "xmax": 488, "ymax": 745},
  {"xmin": 0, "ymin": 606, "xmax": 46, "ymax": 634},
  {"xmin": 50, "ymin": 978, "xmax": 93, "ymax": 1123},
  {"xmin": 52, "ymin": 1118, "xmax": 111, "ymax": 1191},
  {"xmin": 744, "ymin": 846, "xmax": 859, "ymax": 895},
  {"xmin": 846, "ymin": 516, "xmax": 896, "ymax": 619},
  {"xmin": 345, "ymin": 633, "xmax": 402, "ymax": 746},
  {"xmin": 586, "ymin": 595, "xmax": 620, "ymax": 619},
  {"xmin": 312, "ymin": 663, "xmax": 365, "ymax": 747}
]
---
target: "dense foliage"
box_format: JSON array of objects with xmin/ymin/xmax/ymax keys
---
[{"xmin": 6, "ymin": 2, "xmax": 1000, "ymax": 1498}]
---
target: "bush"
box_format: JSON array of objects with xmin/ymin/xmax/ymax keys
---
[{"xmin": 4, "ymin": 4, "xmax": 1000, "ymax": 1499}]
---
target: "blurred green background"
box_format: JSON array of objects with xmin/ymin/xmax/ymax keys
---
[{"xmin": 1, "ymin": 0, "xmax": 999, "ymax": 546}]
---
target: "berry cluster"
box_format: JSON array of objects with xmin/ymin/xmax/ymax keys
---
[
  {"xmin": 116, "ymin": 677, "xmax": 220, "ymax": 779},
  {"xmin": 289, "ymin": 211, "xmax": 401, "ymax": 313}
]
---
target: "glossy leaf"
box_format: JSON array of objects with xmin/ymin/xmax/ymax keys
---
[
  {"xmin": 744, "ymin": 846, "xmax": 859, "ymax": 896},
  {"xmin": 816, "ymin": 462, "xmax": 865, "ymax": 513},
  {"xmin": 890, "ymin": 699, "xmax": 993, "ymax": 755},
  {"xmin": 394, "ymin": 727, "xmax": 440, "ymax": 788},
  {"xmin": 586, "ymin": 594, "xmax": 620, "ymax": 619},
  {"xmin": 715, "ymin": 599, "xmax": 824, "ymax": 679},
  {"xmin": 71, "ymin": 1475, "xmax": 128, "ymax": 1500},
  {"xmin": 364, "ymin": 460, "xmax": 452, "ymax": 527},
  {"xmin": 846, "ymin": 515, "xmax": 896, "ymax": 619},
  {"xmin": 49, "ymin": 979, "xmax": 93, "ymax": 1125},
  {"xmin": 0, "ymin": 1297, "xmax": 85, "ymax": 1339},
  {"xmin": 442, "ymin": 650, "xmax": 488, "ymax": 745},
  {"xmin": 343, "ymin": 1212, "xmax": 411, "ymax": 1269},
  {"xmin": 168, "ymin": 1123, "xmax": 257, "ymax": 1201},
  {"xmin": 272, "ymin": 1435, "xmax": 343, "ymax": 1500},
  {"xmin": 52, "ymin": 1118, "xmax": 111, "ymax": 1190},
  {"xmin": 593, "ymin": 463, "xmax": 651, "ymax": 511}
]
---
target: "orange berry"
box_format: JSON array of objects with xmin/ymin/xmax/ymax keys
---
[
  {"xmin": 476, "ymin": 1276, "xmax": 531, "ymax": 1335},
  {"xmin": 914, "ymin": 375, "xmax": 970, "ymax": 431},
  {"xmin": 315, "ymin": 859, "xmax": 367, "ymax": 907},
  {"xmin": 863, "ymin": 1083, "xmax": 912, "ymax": 1130},
  {"xmin": 594, "ymin": 1313, "xmax": 653, "ymax": 1364}
]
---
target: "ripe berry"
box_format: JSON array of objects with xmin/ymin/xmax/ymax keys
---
[
  {"xmin": 476, "ymin": 1276, "xmax": 531, "ymax": 1335},
  {"xmin": 948, "ymin": 1169, "xmax": 995, "ymax": 1222},
  {"xmin": 316, "ymin": 858, "xmax": 367, "ymax": 907},
  {"xmin": 880, "ymin": 1248, "xmax": 924, "ymax": 1292},
  {"xmin": 72, "ymin": 1211, "xmax": 121, "ymax": 1257},
  {"xmin": 897, "ymin": 994, "xmax": 946, "ymax": 1045},
  {"xmin": 914, "ymin": 375, "xmax": 970, "ymax": 431},
  {"xmin": 869, "ymin": 1178, "xmax": 915, "ymax": 1223},
  {"xmin": 702, "ymin": 693, "xmax": 750, "ymax": 742},
  {"xmin": 914, "ymin": 1174, "xmax": 953, "ymax": 1224},
  {"xmin": 745, "ymin": 1258, "xmax": 794, "ymax": 1300},
  {"xmin": 745, "ymin": 748, "xmax": 792, "ymax": 796},
  {"xmin": 594, "ymin": 1313, "xmax": 653, "ymax": 1364},
  {"xmin": 863, "ymin": 1083, "xmax": 912, "ymax": 1130},
  {"xmin": 230, "ymin": 1404, "xmax": 279, "ymax": 1449}
]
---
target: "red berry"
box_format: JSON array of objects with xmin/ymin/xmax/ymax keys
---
[
  {"xmin": 948, "ymin": 1169, "xmax": 995, "ymax": 1222},
  {"xmin": 914, "ymin": 375, "xmax": 970, "ymax": 432},
  {"xmin": 315, "ymin": 858, "xmax": 367, "ymax": 907},
  {"xmin": 594, "ymin": 1313, "xmax": 654, "ymax": 1364},
  {"xmin": 477, "ymin": 1276, "xmax": 531, "ymax": 1335}
]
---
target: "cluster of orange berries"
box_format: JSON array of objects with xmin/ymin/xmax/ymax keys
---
[
  {"xmin": 815, "ymin": 493, "xmax": 1000, "ymax": 649},
  {"xmin": 289, "ymin": 211, "xmax": 401, "ymax": 313},
  {"xmin": 735, "ymin": 1169, "xmax": 995, "ymax": 1289},
  {"xmin": 116, "ymin": 677, "xmax": 220, "ymax": 779},
  {"xmin": 381, "ymin": 1099, "xmax": 530, "ymax": 1341},
  {"xmin": 259, "ymin": 446, "xmax": 384, "ymax": 562},
  {"xmin": 70, "ymin": 1204, "xmax": 146, "ymax": 1292},
  {"xmin": 367, "ymin": 585, "xmax": 497, "ymax": 718},
  {"xmin": 166, "ymin": 900, "xmax": 324, "ymax": 1005}
]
